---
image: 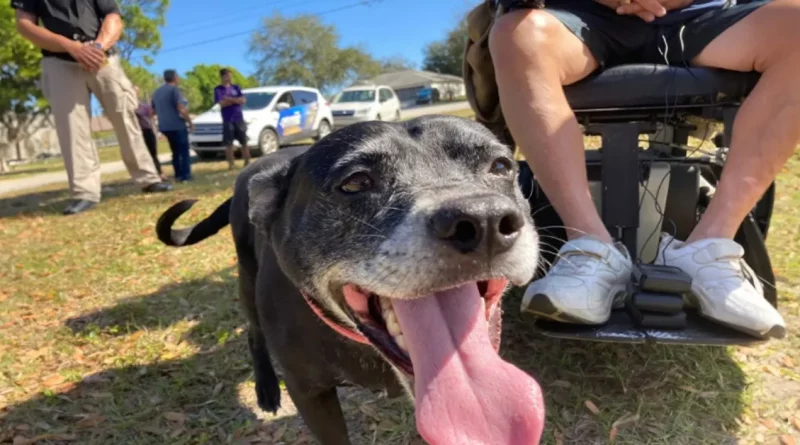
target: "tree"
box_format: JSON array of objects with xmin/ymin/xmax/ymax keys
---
[
  {"xmin": 181, "ymin": 64, "xmax": 258, "ymax": 114},
  {"xmin": 0, "ymin": 6, "xmax": 50, "ymax": 162},
  {"xmin": 117, "ymin": 0, "xmax": 170, "ymax": 65},
  {"xmin": 422, "ymin": 19, "xmax": 467, "ymax": 77},
  {"xmin": 249, "ymin": 13, "xmax": 381, "ymax": 95},
  {"xmin": 122, "ymin": 60, "xmax": 160, "ymax": 100},
  {"xmin": 379, "ymin": 56, "xmax": 417, "ymax": 73}
]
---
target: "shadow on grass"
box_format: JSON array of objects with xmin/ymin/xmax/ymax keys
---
[
  {"xmin": 0, "ymin": 272, "xmax": 747, "ymax": 444},
  {"xmin": 0, "ymin": 268, "xmax": 313, "ymax": 444},
  {"xmin": 501, "ymin": 288, "xmax": 747, "ymax": 444},
  {"xmin": 0, "ymin": 165, "xmax": 236, "ymax": 219}
]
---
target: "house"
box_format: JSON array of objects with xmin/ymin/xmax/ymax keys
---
[{"xmin": 355, "ymin": 70, "xmax": 466, "ymax": 105}]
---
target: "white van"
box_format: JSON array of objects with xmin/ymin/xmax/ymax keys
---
[
  {"xmin": 189, "ymin": 86, "xmax": 334, "ymax": 159},
  {"xmin": 329, "ymin": 85, "xmax": 402, "ymax": 129}
]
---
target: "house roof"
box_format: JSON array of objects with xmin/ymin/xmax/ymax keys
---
[{"xmin": 357, "ymin": 70, "xmax": 464, "ymax": 90}]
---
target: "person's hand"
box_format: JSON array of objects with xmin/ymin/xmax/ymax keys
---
[
  {"xmin": 615, "ymin": 0, "xmax": 694, "ymax": 22},
  {"xmin": 188, "ymin": 122, "xmax": 195, "ymax": 133},
  {"xmin": 66, "ymin": 41, "xmax": 106, "ymax": 72}
]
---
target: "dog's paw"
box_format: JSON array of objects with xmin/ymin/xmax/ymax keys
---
[{"xmin": 255, "ymin": 381, "xmax": 281, "ymax": 414}]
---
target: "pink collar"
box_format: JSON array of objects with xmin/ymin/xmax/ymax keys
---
[{"xmin": 302, "ymin": 293, "xmax": 371, "ymax": 346}]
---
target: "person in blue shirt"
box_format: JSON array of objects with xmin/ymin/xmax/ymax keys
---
[
  {"xmin": 152, "ymin": 69, "xmax": 194, "ymax": 182},
  {"xmin": 490, "ymin": 0, "xmax": 792, "ymax": 339}
]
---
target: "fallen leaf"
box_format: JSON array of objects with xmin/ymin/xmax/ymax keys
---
[
  {"xmin": 792, "ymin": 417, "xmax": 800, "ymax": 431},
  {"xmin": 782, "ymin": 356, "xmax": 797, "ymax": 369},
  {"xmin": 212, "ymin": 382, "xmax": 223, "ymax": 397},
  {"xmin": 13, "ymin": 437, "xmax": 32, "ymax": 445},
  {"xmin": 41, "ymin": 374, "xmax": 65, "ymax": 388},
  {"xmin": 759, "ymin": 418, "xmax": 777, "ymax": 430},
  {"xmin": 169, "ymin": 428, "xmax": 185, "ymax": 439},
  {"xmin": 163, "ymin": 412, "xmax": 187, "ymax": 425},
  {"xmin": 554, "ymin": 429, "xmax": 565, "ymax": 445},
  {"xmin": 584, "ymin": 400, "xmax": 600, "ymax": 415},
  {"xmin": 272, "ymin": 425, "xmax": 287, "ymax": 441},
  {"xmin": 75, "ymin": 413, "xmax": 104, "ymax": 429},
  {"xmin": 780, "ymin": 435, "xmax": 797, "ymax": 445}
]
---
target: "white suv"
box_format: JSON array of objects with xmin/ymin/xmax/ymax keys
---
[
  {"xmin": 189, "ymin": 86, "xmax": 334, "ymax": 159},
  {"xmin": 329, "ymin": 85, "xmax": 402, "ymax": 129}
]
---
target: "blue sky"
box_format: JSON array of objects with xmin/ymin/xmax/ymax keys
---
[{"xmin": 147, "ymin": 0, "xmax": 475, "ymax": 77}]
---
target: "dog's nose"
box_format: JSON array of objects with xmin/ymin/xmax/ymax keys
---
[{"xmin": 430, "ymin": 200, "xmax": 525, "ymax": 255}]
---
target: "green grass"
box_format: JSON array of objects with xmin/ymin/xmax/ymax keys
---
[
  {"xmin": 1, "ymin": 142, "xmax": 171, "ymax": 182},
  {"xmin": 0, "ymin": 134, "xmax": 798, "ymax": 444}
]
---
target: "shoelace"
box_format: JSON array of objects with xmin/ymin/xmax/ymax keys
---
[{"xmin": 551, "ymin": 250, "xmax": 605, "ymax": 276}]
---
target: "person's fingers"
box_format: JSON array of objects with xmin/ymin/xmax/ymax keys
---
[
  {"xmin": 629, "ymin": 0, "xmax": 667, "ymax": 17},
  {"xmin": 616, "ymin": 3, "xmax": 656, "ymax": 21}
]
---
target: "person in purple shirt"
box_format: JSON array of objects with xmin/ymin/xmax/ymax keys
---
[
  {"xmin": 134, "ymin": 85, "xmax": 167, "ymax": 181},
  {"xmin": 490, "ymin": 0, "xmax": 794, "ymax": 339},
  {"xmin": 214, "ymin": 68, "xmax": 250, "ymax": 169}
]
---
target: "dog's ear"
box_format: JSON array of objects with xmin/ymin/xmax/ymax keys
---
[{"xmin": 248, "ymin": 156, "xmax": 298, "ymax": 233}]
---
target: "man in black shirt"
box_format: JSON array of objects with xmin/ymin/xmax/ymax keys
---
[{"xmin": 11, "ymin": 0, "xmax": 172, "ymax": 215}]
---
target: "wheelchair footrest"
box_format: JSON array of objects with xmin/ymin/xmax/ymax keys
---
[{"xmin": 530, "ymin": 310, "xmax": 766, "ymax": 346}]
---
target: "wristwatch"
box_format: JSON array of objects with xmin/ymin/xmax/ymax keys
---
[{"xmin": 91, "ymin": 42, "xmax": 104, "ymax": 51}]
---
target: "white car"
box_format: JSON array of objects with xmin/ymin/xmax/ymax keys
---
[
  {"xmin": 189, "ymin": 86, "xmax": 334, "ymax": 159},
  {"xmin": 329, "ymin": 85, "xmax": 402, "ymax": 129}
]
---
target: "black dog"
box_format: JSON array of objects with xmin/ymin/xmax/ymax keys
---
[{"xmin": 156, "ymin": 116, "xmax": 545, "ymax": 444}]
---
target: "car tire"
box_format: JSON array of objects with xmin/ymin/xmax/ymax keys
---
[
  {"xmin": 395, "ymin": 110, "xmax": 401, "ymax": 121},
  {"xmin": 314, "ymin": 119, "xmax": 332, "ymax": 141},
  {"xmin": 376, "ymin": 114, "xmax": 382, "ymax": 122},
  {"xmin": 258, "ymin": 128, "xmax": 279, "ymax": 155},
  {"xmin": 196, "ymin": 151, "xmax": 218, "ymax": 161}
]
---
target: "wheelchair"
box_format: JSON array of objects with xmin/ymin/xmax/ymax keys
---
[{"xmin": 511, "ymin": 64, "xmax": 777, "ymax": 346}]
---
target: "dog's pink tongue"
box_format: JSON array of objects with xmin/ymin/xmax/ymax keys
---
[{"xmin": 392, "ymin": 283, "xmax": 544, "ymax": 445}]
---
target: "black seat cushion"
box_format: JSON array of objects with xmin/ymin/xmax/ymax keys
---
[{"xmin": 564, "ymin": 64, "xmax": 760, "ymax": 110}]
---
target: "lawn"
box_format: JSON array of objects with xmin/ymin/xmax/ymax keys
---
[{"xmin": 0, "ymin": 136, "xmax": 798, "ymax": 444}]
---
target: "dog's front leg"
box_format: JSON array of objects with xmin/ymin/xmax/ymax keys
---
[{"xmin": 285, "ymin": 381, "xmax": 351, "ymax": 445}]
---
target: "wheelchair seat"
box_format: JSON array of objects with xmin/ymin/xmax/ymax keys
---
[{"xmin": 563, "ymin": 64, "xmax": 760, "ymax": 111}]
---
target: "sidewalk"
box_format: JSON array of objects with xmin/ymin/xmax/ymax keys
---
[{"xmin": 1, "ymin": 153, "xmax": 174, "ymax": 196}]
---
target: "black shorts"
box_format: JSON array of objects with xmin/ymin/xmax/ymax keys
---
[
  {"xmin": 540, "ymin": 1, "xmax": 769, "ymax": 68},
  {"xmin": 222, "ymin": 120, "xmax": 248, "ymax": 146}
]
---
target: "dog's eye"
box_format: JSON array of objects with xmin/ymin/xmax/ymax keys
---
[
  {"xmin": 340, "ymin": 172, "xmax": 374, "ymax": 194},
  {"xmin": 489, "ymin": 157, "xmax": 513, "ymax": 176}
]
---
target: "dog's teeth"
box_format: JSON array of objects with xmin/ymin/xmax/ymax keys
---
[
  {"xmin": 387, "ymin": 314, "xmax": 401, "ymax": 336},
  {"xmin": 395, "ymin": 334, "xmax": 407, "ymax": 352}
]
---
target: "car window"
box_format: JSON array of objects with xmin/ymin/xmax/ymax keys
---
[
  {"xmin": 381, "ymin": 89, "xmax": 394, "ymax": 101},
  {"xmin": 292, "ymin": 90, "xmax": 317, "ymax": 105},
  {"xmin": 335, "ymin": 89, "xmax": 375, "ymax": 103},
  {"xmin": 277, "ymin": 92, "xmax": 295, "ymax": 107},
  {"xmin": 242, "ymin": 92, "xmax": 276, "ymax": 110}
]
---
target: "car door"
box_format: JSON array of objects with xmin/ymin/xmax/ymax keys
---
[
  {"xmin": 291, "ymin": 90, "xmax": 320, "ymax": 138},
  {"xmin": 380, "ymin": 88, "xmax": 399, "ymax": 120},
  {"xmin": 275, "ymin": 91, "xmax": 303, "ymax": 142}
]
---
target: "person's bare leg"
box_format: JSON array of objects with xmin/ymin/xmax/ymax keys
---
[
  {"xmin": 490, "ymin": 10, "xmax": 610, "ymax": 242},
  {"xmin": 689, "ymin": 0, "xmax": 800, "ymax": 243},
  {"xmin": 653, "ymin": 1, "xmax": 796, "ymax": 338},
  {"xmin": 225, "ymin": 144, "xmax": 235, "ymax": 169},
  {"xmin": 241, "ymin": 145, "xmax": 251, "ymax": 165},
  {"xmin": 492, "ymin": 9, "xmax": 634, "ymax": 325}
]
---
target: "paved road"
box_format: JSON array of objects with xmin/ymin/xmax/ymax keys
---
[
  {"xmin": 1, "ymin": 102, "xmax": 472, "ymax": 196},
  {"xmin": 401, "ymin": 101, "xmax": 470, "ymax": 120}
]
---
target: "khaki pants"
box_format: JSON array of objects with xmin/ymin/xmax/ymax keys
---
[{"xmin": 41, "ymin": 56, "xmax": 161, "ymax": 202}]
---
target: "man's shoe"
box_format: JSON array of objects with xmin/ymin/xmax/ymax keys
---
[
  {"xmin": 63, "ymin": 199, "xmax": 97, "ymax": 216},
  {"xmin": 655, "ymin": 234, "xmax": 786, "ymax": 339},
  {"xmin": 142, "ymin": 182, "xmax": 173, "ymax": 193},
  {"xmin": 521, "ymin": 237, "xmax": 632, "ymax": 325}
]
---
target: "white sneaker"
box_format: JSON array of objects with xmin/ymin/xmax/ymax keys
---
[
  {"xmin": 655, "ymin": 234, "xmax": 786, "ymax": 339},
  {"xmin": 522, "ymin": 237, "xmax": 632, "ymax": 325}
]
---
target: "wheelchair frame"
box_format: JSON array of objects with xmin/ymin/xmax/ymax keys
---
[{"xmin": 510, "ymin": 65, "xmax": 777, "ymax": 345}]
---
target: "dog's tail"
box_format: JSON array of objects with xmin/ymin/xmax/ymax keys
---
[{"xmin": 156, "ymin": 198, "xmax": 232, "ymax": 247}]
